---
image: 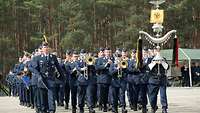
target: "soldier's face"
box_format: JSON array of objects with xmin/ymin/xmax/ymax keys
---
[
  {"xmin": 42, "ymin": 47, "xmax": 49, "ymax": 54},
  {"xmin": 65, "ymin": 55, "xmax": 70, "ymax": 60},
  {"xmin": 143, "ymin": 51, "xmax": 148, "ymax": 58},
  {"xmin": 104, "ymin": 50, "xmax": 110, "ymax": 57},
  {"xmin": 72, "ymin": 54, "xmax": 79, "ymax": 61},
  {"xmin": 122, "ymin": 52, "xmax": 127, "ymax": 58},
  {"xmin": 98, "ymin": 51, "xmax": 104, "ymax": 57},
  {"xmin": 131, "ymin": 53, "xmax": 136, "ymax": 59},
  {"xmin": 149, "ymin": 50, "xmax": 154, "ymax": 57}
]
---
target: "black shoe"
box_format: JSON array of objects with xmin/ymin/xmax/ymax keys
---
[
  {"xmin": 132, "ymin": 104, "xmax": 137, "ymax": 111},
  {"xmin": 122, "ymin": 108, "xmax": 127, "ymax": 113},
  {"xmin": 65, "ymin": 104, "xmax": 69, "ymax": 109},
  {"xmin": 89, "ymin": 108, "xmax": 95, "ymax": 113},
  {"xmin": 49, "ymin": 111, "xmax": 55, "ymax": 113},
  {"xmin": 151, "ymin": 108, "xmax": 157, "ymax": 113},
  {"xmin": 95, "ymin": 103, "xmax": 99, "ymax": 108},
  {"xmin": 130, "ymin": 104, "xmax": 133, "ymax": 110},
  {"xmin": 19, "ymin": 102, "xmax": 24, "ymax": 106},
  {"xmin": 142, "ymin": 107, "xmax": 147, "ymax": 113},
  {"xmin": 27, "ymin": 103, "xmax": 31, "ymax": 107},
  {"xmin": 31, "ymin": 105, "xmax": 34, "ymax": 109},
  {"xmin": 108, "ymin": 105, "xmax": 112, "ymax": 111},
  {"xmin": 60, "ymin": 103, "xmax": 64, "ymax": 106},
  {"xmin": 162, "ymin": 109, "xmax": 168, "ymax": 113},
  {"xmin": 40, "ymin": 111, "xmax": 47, "ymax": 113},
  {"xmin": 112, "ymin": 109, "xmax": 118, "ymax": 113},
  {"xmin": 72, "ymin": 108, "xmax": 76, "ymax": 113},
  {"xmin": 103, "ymin": 106, "xmax": 107, "ymax": 112},
  {"xmin": 79, "ymin": 108, "xmax": 84, "ymax": 113},
  {"xmin": 138, "ymin": 104, "xmax": 142, "ymax": 110},
  {"xmin": 57, "ymin": 103, "xmax": 60, "ymax": 106},
  {"xmin": 99, "ymin": 105, "xmax": 103, "ymax": 111}
]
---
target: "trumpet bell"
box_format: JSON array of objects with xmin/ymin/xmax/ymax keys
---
[
  {"xmin": 120, "ymin": 60, "xmax": 128, "ymax": 68},
  {"xmin": 85, "ymin": 56, "xmax": 95, "ymax": 65}
]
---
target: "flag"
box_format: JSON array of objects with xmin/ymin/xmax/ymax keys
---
[
  {"xmin": 43, "ymin": 34, "xmax": 48, "ymax": 43},
  {"xmin": 136, "ymin": 37, "xmax": 143, "ymax": 69},
  {"xmin": 175, "ymin": 38, "xmax": 179, "ymax": 67},
  {"xmin": 172, "ymin": 36, "xmax": 179, "ymax": 67},
  {"xmin": 150, "ymin": 9, "xmax": 164, "ymax": 24}
]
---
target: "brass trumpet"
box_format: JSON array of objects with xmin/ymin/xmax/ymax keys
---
[
  {"xmin": 85, "ymin": 56, "xmax": 96, "ymax": 65},
  {"xmin": 119, "ymin": 60, "xmax": 128, "ymax": 69},
  {"xmin": 82, "ymin": 56, "xmax": 96, "ymax": 80},
  {"xmin": 117, "ymin": 59, "xmax": 128, "ymax": 78}
]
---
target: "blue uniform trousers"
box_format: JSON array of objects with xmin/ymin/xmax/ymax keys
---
[
  {"xmin": 64, "ymin": 81, "xmax": 70, "ymax": 105},
  {"xmin": 38, "ymin": 88, "xmax": 48, "ymax": 112},
  {"xmin": 77, "ymin": 85, "xmax": 87, "ymax": 108},
  {"xmin": 87, "ymin": 84, "xmax": 97, "ymax": 108},
  {"xmin": 24, "ymin": 87, "xmax": 30, "ymax": 105},
  {"xmin": 70, "ymin": 83, "xmax": 77, "ymax": 108},
  {"xmin": 19, "ymin": 83, "xmax": 25, "ymax": 103},
  {"xmin": 128, "ymin": 83, "xmax": 147, "ymax": 106},
  {"xmin": 148, "ymin": 76, "xmax": 168, "ymax": 109},
  {"xmin": 97, "ymin": 84, "xmax": 101, "ymax": 105},
  {"xmin": 99, "ymin": 84, "xmax": 110, "ymax": 107},
  {"xmin": 55, "ymin": 82, "xmax": 65, "ymax": 105},
  {"xmin": 111, "ymin": 83, "xmax": 126, "ymax": 110}
]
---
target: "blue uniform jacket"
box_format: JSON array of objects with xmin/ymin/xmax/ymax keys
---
[
  {"xmin": 69, "ymin": 61, "xmax": 78, "ymax": 86},
  {"xmin": 95, "ymin": 57, "xmax": 113, "ymax": 84},
  {"xmin": 127, "ymin": 59, "xmax": 149, "ymax": 85},
  {"xmin": 109, "ymin": 62, "xmax": 128, "ymax": 87},
  {"xmin": 37, "ymin": 54, "xmax": 64, "ymax": 88},
  {"xmin": 63, "ymin": 61, "xmax": 71, "ymax": 83},
  {"xmin": 76, "ymin": 60, "xmax": 89, "ymax": 86}
]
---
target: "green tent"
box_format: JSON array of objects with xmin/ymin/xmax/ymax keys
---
[
  {"xmin": 161, "ymin": 48, "xmax": 200, "ymax": 61},
  {"xmin": 161, "ymin": 48, "xmax": 200, "ymax": 87}
]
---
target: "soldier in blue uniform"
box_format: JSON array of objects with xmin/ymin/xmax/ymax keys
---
[
  {"xmin": 63, "ymin": 50, "xmax": 72, "ymax": 109},
  {"xmin": 54, "ymin": 55, "xmax": 65, "ymax": 107},
  {"xmin": 10, "ymin": 64, "xmax": 20, "ymax": 97},
  {"xmin": 96, "ymin": 47, "xmax": 113, "ymax": 112},
  {"xmin": 37, "ymin": 42, "xmax": 64, "ymax": 113},
  {"xmin": 76, "ymin": 49, "xmax": 89, "ymax": 113},
  {"xmin": 127, "ymin": 48, "xmax": 149, "ymax": 113},
  {"xmin": 17, "ymin": 57, "xmax": 26, "ymax": 106},
  {"xmin": 86, "ymin": 52, "xmax": 97, "ymax": 113},
  {"xmin": 22, "ymin": 54, "xmax": 32, "ymax": 108},
  {"xmin": 69, "ymin": 51, "xmax": 79, "ymax": 113},
  {"xmin": 96, "ymin": 48, "xmax": 104, "ymax": 110},
  {"xmin": 147, "ymin": 46, "xmax": 169, "ymax": 113},
  {"xmin": 126, "ymin": 49, "xmax": 136, "ymax": 110},
  {"xmin": 109, "ymin": 49, "xmax": 128, "ymax": 113},
  {"xmin": 6, "ymin": 71, "xmax": 14, "ymax": 96},
  {"xmin": 192, "ymin": 62, "xmax": 200, "ymax": 86},
  {"xmin": 28, "ymin": 48, "xmax": 42, "ymax": 112}
]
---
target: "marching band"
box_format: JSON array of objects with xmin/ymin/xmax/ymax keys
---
[{"xmin": 6, "ymin": 42, "xmax": 169, "ymax": 113}]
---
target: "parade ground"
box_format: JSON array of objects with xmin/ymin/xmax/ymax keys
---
[{"xmin": 0, "ymin": 87, "xmax": 200, "ymax": 113}]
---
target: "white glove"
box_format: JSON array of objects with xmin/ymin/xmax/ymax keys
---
[
  {"xmin": 81, "ymin": 67, "xmax": 87, "ymax": 71},
  {"xmin": 161, "ymin": 61, "xmax": 169, "ymax": 70},
  {"xmin": 148, "ymin": 61, "xmax": 156, "ymax": 70}
]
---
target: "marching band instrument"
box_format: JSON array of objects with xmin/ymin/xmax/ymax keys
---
[
  {"xmin": 85, "ymin": 56, "xmax": 96, "ymax": 65},
  {"xmin": 119, "ymin": 60, "xmax": 128, "ymax": 69},
  {"xmin": 83, "ymin": 56, "xmax": 96, "ymax": 80},
  {"xmin": 117, "ymin": 59, "xmax": 128, "ymax": 78}
]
